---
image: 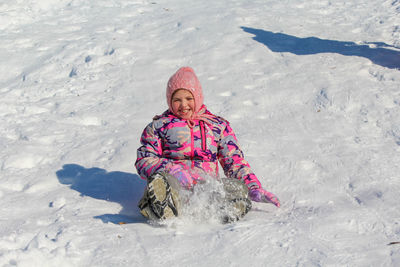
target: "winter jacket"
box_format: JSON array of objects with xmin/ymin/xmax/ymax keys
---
[{"xmin": 135, "ymin": 105, "xmax": 262, "ymax": 190}]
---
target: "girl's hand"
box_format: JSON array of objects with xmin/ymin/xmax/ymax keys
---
[
  {"xmin": 168, "ymin": 165, "xmax": 194, "ymax": 189},
  {"xmin": 249, "ymin": 188, "xmax": 280, "ymax": 207}
]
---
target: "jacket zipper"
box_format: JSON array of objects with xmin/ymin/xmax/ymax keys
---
[
  {"xmin": 199, "ymin": 121, "xmax": 217, "ymax": 177},
  {"xmin": 190, "ymin": 126, "xmax": 195, "ymax": 169},
  {"xmin": 199, "ymin": 121, "xmax": 207, "ymax": 151}
]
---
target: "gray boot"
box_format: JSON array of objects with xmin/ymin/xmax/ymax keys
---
[
  {"xmin": 190, "ymin": 178, "xmax": 252, "ymax": 223},
  {"xmin": 220, "ymin": 178, "xmax": 252, "ymax": 223},
  {"xmin": 138, "ymin": 172, "xmax": 181, "ymax": 221}
]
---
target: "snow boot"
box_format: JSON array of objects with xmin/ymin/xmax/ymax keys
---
[
  {"xmin": 220, "ymin": 178, "xmax": 252, "ymax": 223},
  {"xmin": 138, "ymin": 172, "xmax": 181, "ymax": 221}
]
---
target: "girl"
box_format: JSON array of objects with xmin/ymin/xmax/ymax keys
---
[{"xmin": 135, "ymin": 67, "xmax": 280, "ymax": 222}]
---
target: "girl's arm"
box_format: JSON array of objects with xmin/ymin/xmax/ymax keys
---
[
  {"xmin": 135, "ymin": 123, "xmax": 169, "ymax": 179},
  {"xmin": 217, "ymin": 122, "xmax": 280, "ymax": 207},
  {"xmin": 217, "ymin": 122, "xmax": 262, "ymax": 190}
]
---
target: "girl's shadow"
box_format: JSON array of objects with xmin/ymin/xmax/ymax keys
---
[{"xmin": 56, "ymin": 164, "xmax": 147, "ymax": 224}]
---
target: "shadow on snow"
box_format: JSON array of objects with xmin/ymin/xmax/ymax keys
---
[
  {"xmin": 241, "ymin": 27, "xmax": 400, "ymax": 70},
  {"xmin": 56, "ymin": 164, "xmax": 147, "ymax": 224}
]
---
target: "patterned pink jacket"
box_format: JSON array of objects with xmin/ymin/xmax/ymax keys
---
[{"xmin": 135, "ymin": 105, "xmax": 262, "ymax": 190}]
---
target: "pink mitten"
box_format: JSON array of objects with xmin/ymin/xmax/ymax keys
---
[
  {"xmin": 168, "ymin": 165, "xmax": 194, "ymax": 189},
  {"xmin": 249, "ymin": 188, "xmax": 280, "ymax": 207}
]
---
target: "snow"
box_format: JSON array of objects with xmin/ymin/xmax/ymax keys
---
[{"xmin": 1, "ymin": 0, "xmax": 400, "ymax": 266}]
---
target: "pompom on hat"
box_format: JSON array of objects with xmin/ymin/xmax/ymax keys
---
[{"xmin": 166, "ymin": 67, "xmax": 204, "ymax": 113}]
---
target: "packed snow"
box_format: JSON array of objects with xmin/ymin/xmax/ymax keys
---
[{"xmin": 1, "ymin": 0, "xmax": 400, "ymax": 266}]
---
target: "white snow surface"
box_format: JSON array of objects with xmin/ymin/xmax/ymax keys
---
[{"xmin": 1, "ymin": 0, "xmax": 400, "ymax": 266}]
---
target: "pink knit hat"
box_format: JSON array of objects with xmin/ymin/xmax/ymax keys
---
[{"xmin": 166, "ymin": 67, "xmax": 204, "ymax": 113}]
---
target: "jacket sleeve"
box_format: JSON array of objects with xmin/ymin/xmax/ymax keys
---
[
  {"xmin": 217, "ymin": 122, "xmax": 262, "ymax": 190},
  {"xmin": 135, "ymin": 122, "xmax": 170, "ymax": 179}
]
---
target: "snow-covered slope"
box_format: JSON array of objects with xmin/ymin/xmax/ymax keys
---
[{"xmin": 1, "ymin": 0, "xmax": 400, "ymax": 266}]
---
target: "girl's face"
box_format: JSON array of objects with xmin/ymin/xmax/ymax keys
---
[{"xmin": 171, "ymin": 89, "xmax": 195, "ymax": 119}]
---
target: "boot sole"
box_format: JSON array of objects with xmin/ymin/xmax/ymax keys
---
[{"xmin": 147, "ymin": 174, "xmax": 179, "ymax": 220}]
